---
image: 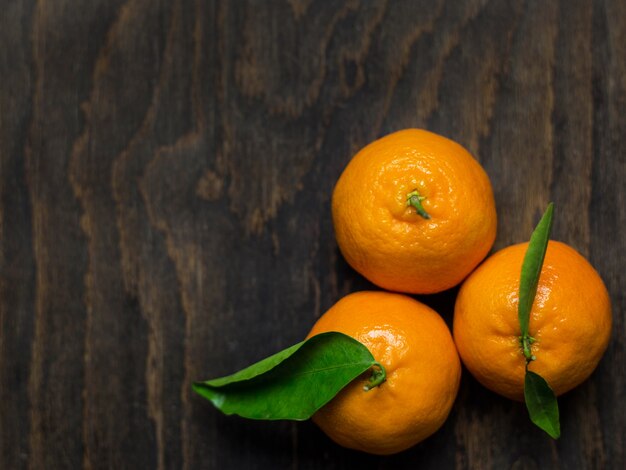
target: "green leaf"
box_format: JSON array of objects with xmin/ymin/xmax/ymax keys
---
[
  {"xmin": 518, "ymin": 204, "xmax": 560, "ymax": 437},
  {"xmin": 192, "ymin": 332, "xmax": 377, "ymax": 420},
  {"xmin": 518, "ymin": 203, "xmax": 554, "ymax": 337},
  {"xmin": 524, "ymin": 370, "xmax": 561, "ymax": 439}
]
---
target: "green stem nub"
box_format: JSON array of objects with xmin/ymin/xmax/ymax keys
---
[
  {"xmin": 521, "ymin": 335, "xmax": 536, "ymax": 364},
  {"xmin": 363, "ymin": 362, "xmax": 387, "ymax": 391},
  {"xmin": 406, "ymin": 190, "xmax": 430, "ymax": 219}
]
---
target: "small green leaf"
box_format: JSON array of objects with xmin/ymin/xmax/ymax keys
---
[
  {"xmin": 524, "ymin": 370, "xmax": 560, "ymax": 439},
  {"xmin": 519, "ymin": 203, "xmax": 554, "ymax": 338},
  {"xmin": 192, "ymin": 332, "xmax": 377, "ymax": 420}
]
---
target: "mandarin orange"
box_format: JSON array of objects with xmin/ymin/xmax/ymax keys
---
[
  {"xmin": 307, "ymin": 291, "xmax": 461, "ymax": 455},
  {"xmin": 453, "ymin": 241, "xmax": 612, "ymax": 401},
  {"xmin": 332, "ymin": 129, "xmax": 497, "ymax": 294}
]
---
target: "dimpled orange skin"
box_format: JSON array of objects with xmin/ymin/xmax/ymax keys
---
[
  {"xmin": 332, "ymin": 129, "xmax": 497, "ymax": 294},
  {"xmin": 307, "ymin": 291, "xmax": 461, "ymax": 455},
  {"xmin": 453, "ymin": 241, "xmax": 612, "ymax": 402}
]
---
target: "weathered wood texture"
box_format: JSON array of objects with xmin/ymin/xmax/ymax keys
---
[{"xmin": 1, "ymin": 0, "xmax": 624, "ymax": 468}]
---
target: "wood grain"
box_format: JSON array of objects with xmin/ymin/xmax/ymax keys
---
[{"xmin": 1, "ymin": 1, "xmax": 624, "ymax": 469}]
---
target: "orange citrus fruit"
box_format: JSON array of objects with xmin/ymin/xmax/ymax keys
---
[
  {"xmin": 453, "ymin": 241, "xmax": 612, "ymax": 401},
  {"xmin": 307, "ymin": 291, "xmax": 461, "ymax": 455},
  {"xmin": 332, "ymin": 128, "xmax": 497, "ymax": 294}
]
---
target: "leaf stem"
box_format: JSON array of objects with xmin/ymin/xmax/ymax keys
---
[
  {"xmin": 406, "ymin": 190, "xmax": 430, "ymax": 219},
  {"xmin": 363, "ymin": 361, "xmax": 387, "ymax": 391},
  {"xmin": 521, "ymin": 334, "xmax": 537, "ymax": 364}
]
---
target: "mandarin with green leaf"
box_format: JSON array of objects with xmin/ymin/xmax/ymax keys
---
[
  {"xmin": 453, "ymin": 240, "xmax": 612, "ymax": 401},
  {"xmin": 308, "ymin": 291, "xmax": 461, "ymax": 455}
]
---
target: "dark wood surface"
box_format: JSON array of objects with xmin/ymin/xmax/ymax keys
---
[{"xmin": 1, "ymin": 1, "xmax": 624, "ymax": 468}]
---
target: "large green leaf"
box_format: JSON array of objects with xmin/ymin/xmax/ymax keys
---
[
  {"xmin": 524, "ymin": 370, "xmax": 560, "ymax": 439},
  {"xmin": 192, "ymin": 332, "xmax": 377, "ymax": 420},
  {"xmin": 518, "ymin": 203, "xmax": 554, "ymax": 337}
]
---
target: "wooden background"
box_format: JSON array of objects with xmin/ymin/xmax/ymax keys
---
[{"xmin": 1, "ymin": 0, "xmax": 624, "ymax": 468}]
